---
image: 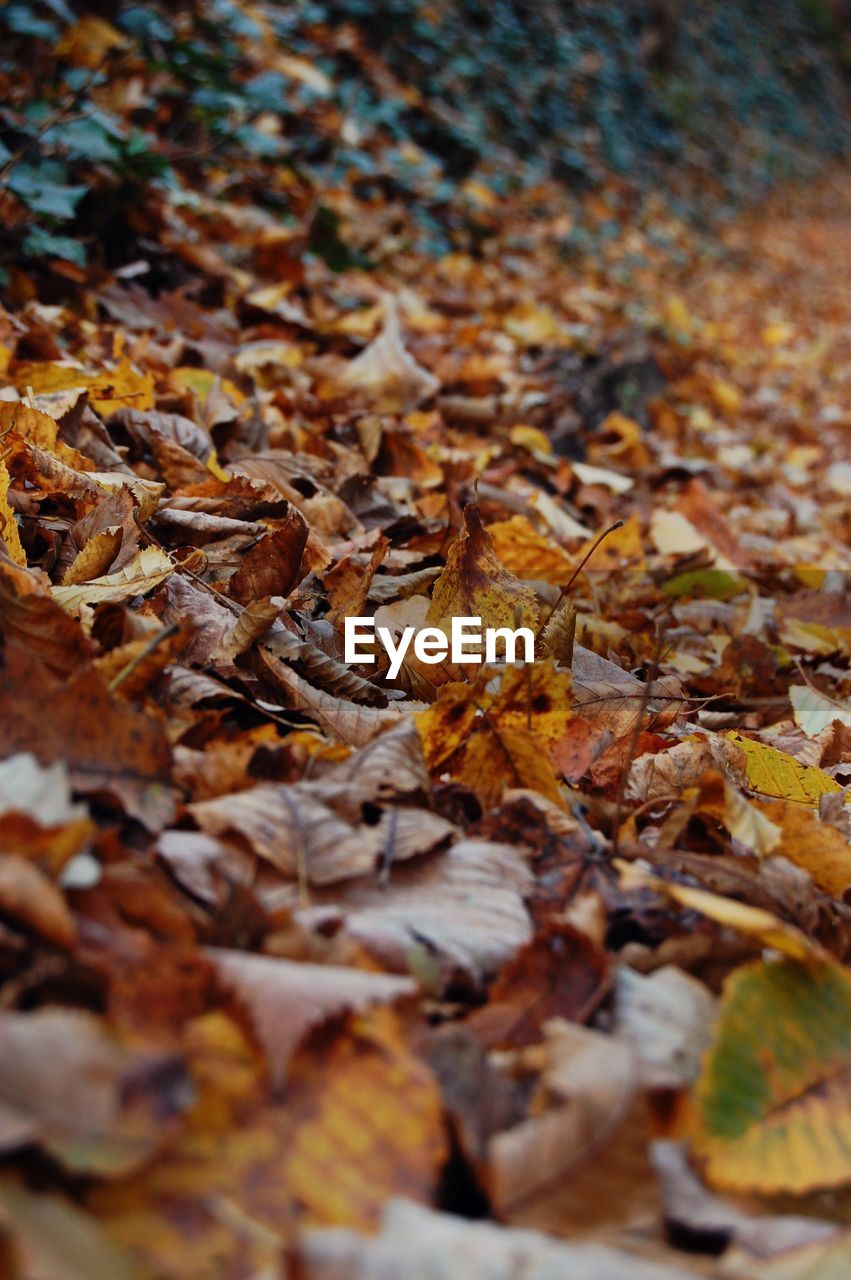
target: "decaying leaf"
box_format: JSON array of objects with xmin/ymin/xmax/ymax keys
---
[
  {"xmin": 226, "ymin": 509, "xmax": 308, "ymax": 603},
  {"xmin": 0, "ymin": 641, "xmax": 177, "ymax": 830},
  {"xmin": 427, "ymin": 502, "xmax": 539, "ymax": 640},
  {"xmin": 296, "ymin": 838, "xmax": 534, "ymax": 990}
]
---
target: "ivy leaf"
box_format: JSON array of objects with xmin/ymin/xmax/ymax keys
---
[
  {"xmin": 6, "ymin": 165, "xmax": 87, "ymax": 219},
  {"xmin": 22, "ymin": 227, "xmax": 87, "ymax": 266}
]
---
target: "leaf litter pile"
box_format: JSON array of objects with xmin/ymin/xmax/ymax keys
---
[{"xmin": 1, "ymin": 90, "xmax": 851, "ymax": 1280}]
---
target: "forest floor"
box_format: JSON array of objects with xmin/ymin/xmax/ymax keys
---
[{"xmin": 0, "ymin": 157, "xmax": 850, "ymax": 1280}]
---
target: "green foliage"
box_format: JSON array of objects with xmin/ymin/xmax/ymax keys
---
[{"xmin": 0, "ymin": 0, "xmax": 847, "ymax": 274}]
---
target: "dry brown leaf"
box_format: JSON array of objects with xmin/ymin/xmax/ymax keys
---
[
  {"xmin": 208, "ymin": 947, "xmax": 416, "ymax": 1083},
  {"xmin": 191, "ymin": 780, "xmax": 454, "ymax": 882},
  {"xmin": 294, "ymin": 838, "xmax": 533, "ymax": 989},
  {"xmin": 264, "ymin": 660, "xmax": 422, "ymax": 746},
  {"xmin": 226, "ymin": 509, "xmax": 309, "ymax": 603},
  {"xmin": 333, "ymin": 299, "xmax": 440, "ymax": 412},
  {"xmin": 0, "ymin": 640, "xmax": 177, "ymax": 830},
  {"xmin": 0, "ymin": 1009, "xmax": 188, "ymax": 1175}
]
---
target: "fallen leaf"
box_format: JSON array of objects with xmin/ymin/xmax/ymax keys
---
[
  {"xmin": 427, "ymin": 502, "xmax": 539, "ymax": 639},
  {"xmin": 691, "ymin": 956, "xmax": 851, "ymax": 1194},
  {"xmin": 726, "ymin": 732, "xmax": 842, "ymax": 805},
  {"xmin": 0, "ymin": 1009, "xmax": 188, "ymax": 1175},
  {"xmin": 0, "ymin": 641, "xmax": 177, "ymax": 830},
  {"xmin": 51, "ymin": 546, "xmax": 174, "ymax": 613},
  {"xmin": 485, "ymin": 514, "xmax": 574, "ymax": 585},
  {"xmin": 334, "ymin": 299, "xmax": 439, "ymax": 412},
  {"xmin": 226, "ymin": 510, "xmax": 308, "ymax": 604},
  {"xmin": 296, "ymin": 839, "xmax": 534, "ymax": 990},
  {"xmin": 0, "ymin": 461, "xmax": 25, "ymax": 565},
  {"xmin": 790, "ymin": 684, "xmax": 851, "ymax": 737},
  {"xmin": 613, "ymin": 966, "xmax": 716, "ymax": 1089},
  {"xmin": 207, "ymin": 947, "xmax": 416, "ymax": 1084}
]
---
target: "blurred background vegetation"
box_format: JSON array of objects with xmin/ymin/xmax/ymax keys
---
[{"xmin": 0, "ymin": 0, "xmax": 849, "ymax": 285}]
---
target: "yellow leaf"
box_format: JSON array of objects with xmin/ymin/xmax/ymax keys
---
[
  {"xmin": 692, "ymin": 957, "xmax": 851, "ymax": 1194},
  {"xmin": 51, "ymin": 547, "xmax": 174, "ymax": 613},
  {"xmin": 617, "ymin": 863, "xmax": 817, "ymax": 960},
  {"xmin": 0, "ymin": 401, "xmax": 91, "ymax": 469},
  {"xmin": 488, "ymin": 660, "xmax": 573, "ymax": 752},
  {"xmin": 503, "ymin": 300, "xmax": 570, "ymax": 347},
  {"xmin": 664, "ymin": 294, "xmax": 693, "ymax": 336},
  {"xmin": 726, "ymin": 732, "xmax": 841, "ymax": 806},
  {"xmin": 576, "ymin": 512, "xmax": 645, "ymax": 573},
  {"xmin": 0, "ymin": 459, "xmax": 26, "ymax": 566},
  {"xmin": 427, "ymin": 503, "xmax": 538, "ymax": 638},
  {"xmin": 89, "ymin": 1008, "xmax": 445, "ymax": 1275},
  {"xmin": 760, "ymin": 801, "xmax": 851, "ymax": 898},
  {"xmin": 508, "ymin": 424, "xmax": 552, "ymax": 455},
  {"xmin": 709, "ymin": 379, "xmax": 742, "ymax": 415},
  {"xmin": 205, "ymin": 447, "xmax": 231, "ymax": 483},
  {"xmin": 55, "ymin": 16, "xmax": 125, "ymax": 67},
  {"xmin": 486, "ymin": 514, "xmax": 574, "ymax": 585},
  {"xmin": 168, "ymin": 367, "xmax": 245, "ymax": 405},
  {"xmin": 416, "ymin": 682, "xmax": 479, "ymax": 771},
  {"xmin": 459, "ymin": 723, "xmax": 564, "ymax": 808},
  {"xmin": 12, "ymin": 361, "xmax": 154, "ymax": 415},
  {"xmin": 61, "ymin": 528, "xmax": 122, "ymax": 586}
]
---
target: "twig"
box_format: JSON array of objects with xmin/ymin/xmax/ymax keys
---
[
  {"xmin": 535, "ymin": 519, "xmax": 624, "ymax": 640},
  {"xmin": 610, "ymin": 608, "xmax": 672, "ymax": 858},
  {"xmin": 108, "ymin": 623, "xmax": 179, "ymax": 691}
]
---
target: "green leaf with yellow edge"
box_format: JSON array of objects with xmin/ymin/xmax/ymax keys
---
[
  {"xmin": 691, "ymin": 957, "xmax": 851, "ymax": 1195},
  {"xmin": 726, "ymin": 731, "xmax": 841, "ymax": 806},
  {"xmin": 427, "ymin": 503, "xmax": 538, "ymax": 637}
]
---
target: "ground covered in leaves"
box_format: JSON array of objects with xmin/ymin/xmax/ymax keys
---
[{"xmin": 1, "ymin": 78, "xmax": 851, "ymax": 1280}]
